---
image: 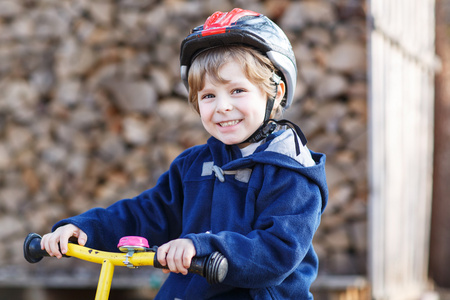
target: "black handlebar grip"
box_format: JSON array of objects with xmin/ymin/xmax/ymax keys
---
[
  {"xmin": 24, "ymin": 233, "xmax": 49, "ymax": 263},
  {"xmin": 153, "ymin": 251, "xmax": 228, "ymax": 284}
]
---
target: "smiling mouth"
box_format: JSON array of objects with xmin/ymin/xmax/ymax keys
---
[{"xmin": 219, "ymin": 120, "xmax": 242, "ymax": 127}]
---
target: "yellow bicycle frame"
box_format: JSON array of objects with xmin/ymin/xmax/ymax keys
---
[
  {"xmin": 65, "ymin": 243, "xmax": 156, "ymax": 300},
  {"xmin": 24, "ymin": 233, "xmax": 227, "ymax": 299}
]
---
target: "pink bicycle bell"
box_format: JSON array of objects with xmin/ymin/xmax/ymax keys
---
[{"xmin": 117, "ymin": 236, "xmax": 150, "ymax": 252}]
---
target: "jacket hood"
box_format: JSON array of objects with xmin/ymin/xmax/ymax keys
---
[{"xmin": 207, "ymin": 130, "xmax": 329, "ymax": 213}]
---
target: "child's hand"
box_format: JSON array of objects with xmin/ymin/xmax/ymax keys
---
[
  {"xmin": 157, "ymin": 238, "xmax": 196, "ymax": 275},
  {"xmin": 40, "ymin": 224, "xmax": 87, "ymax": 259}
]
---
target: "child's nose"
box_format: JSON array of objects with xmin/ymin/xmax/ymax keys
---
[{"xmin": 215, "ymin": 96, "xmax": 233, "ymax": 112}]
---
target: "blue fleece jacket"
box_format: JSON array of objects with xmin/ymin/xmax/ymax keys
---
[{"xmin": 53, "ymin": 129, "xmax": 328, "ymax": 299}]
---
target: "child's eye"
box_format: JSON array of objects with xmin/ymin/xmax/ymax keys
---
[
  {"xmin": 232, "ymin": 89, "xmax": 245, "ymax": 94},
  {"xmin": 201, "ymin": 94, "xmax": 215, "ymax": 100}
]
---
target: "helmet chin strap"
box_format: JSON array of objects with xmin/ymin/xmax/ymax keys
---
[
  {"xmin": 240, "ymin": 73, "xmax": 280, "ymax": 144},
  {"xmin": 241, "ymin": 118, "xmax": 308, "ymax": 155},
  {"xmin": 239, "ymin": 74, "xmax": 307, "ymax": 155},
  {"xmin": 241, "ymin": 119, "xmax": 277, "ymax": 144}
]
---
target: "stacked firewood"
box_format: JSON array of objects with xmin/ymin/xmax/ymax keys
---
[{"xmin": 0, "ymin": 0, "xmax": 367, "ymax": 277}]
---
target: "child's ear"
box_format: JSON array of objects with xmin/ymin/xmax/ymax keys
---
[{"xmin": 274, "ymin": 81, "xmax": 286, "ymax": 108}]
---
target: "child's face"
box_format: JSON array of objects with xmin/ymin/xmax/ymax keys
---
[{"xmin": 197, "ymin": 60, "xmax": 268, "ymax": 148}]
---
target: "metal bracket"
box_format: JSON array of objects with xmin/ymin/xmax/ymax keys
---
[{"xmin": 123, "ymin": 249, "xmax": 136, "ymax": 269}]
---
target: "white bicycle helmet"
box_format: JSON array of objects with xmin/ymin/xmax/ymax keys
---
[{"xmin": 180, "ymin": 8, "xmax": 297, "ymax": 110}]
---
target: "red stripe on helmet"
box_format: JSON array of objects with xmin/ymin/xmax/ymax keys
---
[
  {"xmin": 203, "ymin": 8, "xmax": 260, "ymax": 30},
  {"xmin": 201, "ymin": 27, "xmax": 226, "ymax": 36}
]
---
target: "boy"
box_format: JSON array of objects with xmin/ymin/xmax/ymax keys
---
[{"xmin": 41, "ymin": 8, "xmax": 328, "ymax": 299}]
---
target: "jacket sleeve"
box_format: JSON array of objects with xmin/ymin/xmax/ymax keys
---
[
  {"xmin": 52, "ymin": 150, "xmax": 191, "ymax": 252},
  {"xmin": 185, "ymin": 165, "xmax": 324, "ymax": 288}
]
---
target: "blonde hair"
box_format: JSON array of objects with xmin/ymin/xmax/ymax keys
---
[{"xmin": 188, "ymin": 46, "xmax": 282, "ymax": 116}]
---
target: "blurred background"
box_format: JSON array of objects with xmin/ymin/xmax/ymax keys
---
[{"xmin": 0, "ymin": 0, "xmax": 447, "ymax": 299}]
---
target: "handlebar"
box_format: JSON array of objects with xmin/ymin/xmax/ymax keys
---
[{"xmin": 24, "ymin": 233, "xmax": 228, "ymax": 285}]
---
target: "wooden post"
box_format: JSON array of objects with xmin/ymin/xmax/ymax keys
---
[
  {"xmin": 429, "ymin": 0, "xmax": 450, "ymax": 288},
  {"xmin": 367, "ymin": 0, "xmax": 437, "ymax": 298}
]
